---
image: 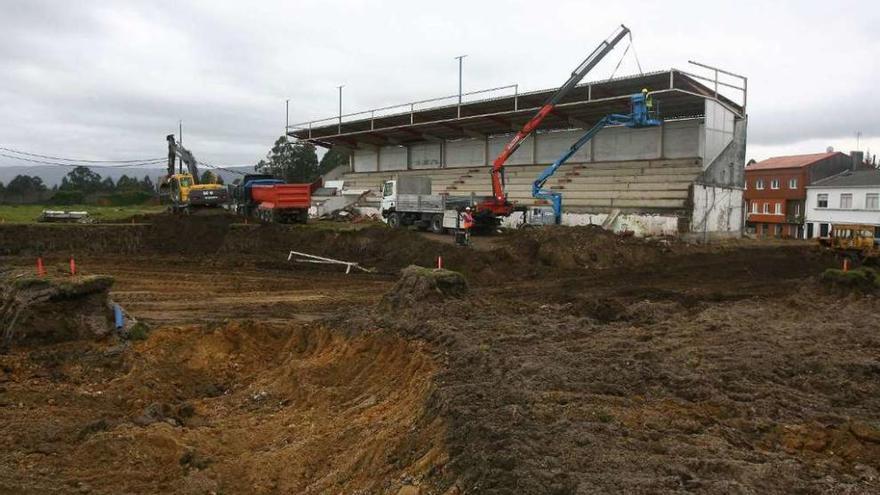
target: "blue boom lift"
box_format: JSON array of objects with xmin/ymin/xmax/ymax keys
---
[{"xmin": 531, "ymin": 91, "xmax": 662, "ymax": 224}]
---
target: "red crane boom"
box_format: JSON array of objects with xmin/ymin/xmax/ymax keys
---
[{"xmin": 479, "ymin": 24, "xmax": 631, "ymax": 217}]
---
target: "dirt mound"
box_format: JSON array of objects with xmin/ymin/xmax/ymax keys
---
[
  {"xmin": 1, "ymin": 272, "xmax": 114, "ymax": 350},
  {"xmin": 381, "ymin": 265, "xmax": 468, "ymax": 309},
  {"xmin": 503, "ymin": 224, "xmax": 670, "ymax": 271}
]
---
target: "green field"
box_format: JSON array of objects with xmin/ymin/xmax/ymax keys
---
[{"xmin": 0, "ymin": 204, "xmax": 166, "ymax": 224}]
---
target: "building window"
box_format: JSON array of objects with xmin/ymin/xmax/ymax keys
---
[
  {"xmin": 788, "ymin": 178, "xmax": 798, "ymax": 189},
  {"xmin": 867, "ymin": 193, "xmax": 879, "ymax": 210},
  {"xmin": 771, "ymin": 179, "xmax": 780, "ymax": 190},
  {"xmin": 763, "ymin": 203, "xmax": 769, "ymax": 214},
  {"xmin": 774, "ymin": 203, "xmax": 782, "ymax": 215},
  {"xmin": 751, "ymin": 201, "xmax": 758, "ymax": 213},
  {"xmin": 840, "ymin": 193, "xmax": 852, "ymax": 209},
  {"xmin": 794, "ymin": 202, "xmax": 800, "ymax": 216},
  {"xmin": 744, "ymin": 180, "xmax": 748, "ymax": 190},
  {"xmin": 756, "ymin": 179, "xmax": 765, "ymax": 190},
  {"xmin": 817, "ymin": 194, "xmax": 828, "ymax": 208}
]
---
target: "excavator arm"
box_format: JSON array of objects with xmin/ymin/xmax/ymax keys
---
[
  {"xmin": 166, "ymin": 134, "xmax": 201, "ymax": 184},
  {"xmin": 480, "ymin": 25, "xmax": 631, "ymax": 216}
]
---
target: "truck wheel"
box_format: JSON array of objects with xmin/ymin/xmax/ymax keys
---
[
  {"xmin": 387, "ymin": 212, "xmax": 401, "ymax": 228},
  {"xmin": 430, "ymin": 214, "xmax": 444, "ymax": 234}
]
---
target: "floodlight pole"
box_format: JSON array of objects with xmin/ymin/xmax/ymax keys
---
[
  {"xmin": 337, "ymin": 85, "xmax": 344, "ymax": 134},
  {"xmin": 455, "ymin": 55, "xmax": 467, "ymax": 118},
  {"xmin": 285, "ymin": 98, "xmax": 290, "ymax": 138}
]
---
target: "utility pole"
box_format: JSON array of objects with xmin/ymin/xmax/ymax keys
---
[
  {"xmin": 455, "ymin": 55, "xmax": 467, "ymax": 118},
  {"xmin": 337, "ymin": 85, "xmax": 344, "ymax": 134},
  {"xmin": 178, "ymin": 120, "xmax": 183, "ymax": 174},
  {"xmin": 286, "ymin": 98, "xmax": 290, "ymax": 139}
]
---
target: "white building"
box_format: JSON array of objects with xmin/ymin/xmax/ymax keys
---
[{"xmin": 804, "ymin": 169, "xmax": 880, "ymax": 238}]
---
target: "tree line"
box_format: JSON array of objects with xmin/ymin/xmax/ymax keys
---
[
  {"xmin": 255, "ymin": 136, "xmax": 348, "ymax": 183},
  {"xmin": 0, "ymin": 166, "xmax": 168, "ymax": 205}
]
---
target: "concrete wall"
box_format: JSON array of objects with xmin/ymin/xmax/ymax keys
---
[
  {"xmin": 700, "ymin": 116, "xmax": 747, "ymax": 188},
  {"xmin": 593, "ymin": 125, "xmax": 662, "ymax": 162},
  {"xmin": 409, "ymin": 142, "xmax": 442, "ymax": 169},
  {"xmin": 353, "ymin": 148, "xmax": 378, "ymax": 172},
  {"xmin": 378, "ymin": 145, "xmax": 407, "ymax": 171},
  {"xmin": 445, "ymin": 138, "xmax": 485, "ymax": 168},
  {"xmin": 535, "ymin": 129, "xmax": 591, "ymax": 163},
  {"xmin": 690, "ymin": 184, "xmax": 744, "ymax": 237},
  {"xmin": 488, "ymin": 134, "xmax": 534, "ymax": 165},
  {"xmin": 663, "ymin": 120, "xmax": 702, "ymax": 159},
  {"xmin": 702, "ymin": 100, "xmax": 736, "ymax": 168},
  {"xmin": 499, "ymin": 210, "xmax": 681, "ymax": 237},
  {"xmin": 351, "ymin": 117, "xmax": 706, "ymax": 172}
]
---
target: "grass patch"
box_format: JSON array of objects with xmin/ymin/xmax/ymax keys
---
[
  {"xmin": 0, "ymin": 204, "xmax": 165, "ymax": 224},
  {"xmin": 820, "ymin": 266, "xmax": 880, "ymax": 293},
  {"xmin": 127, "ymin": 322, "xmax": 151, "ymax": 341}
]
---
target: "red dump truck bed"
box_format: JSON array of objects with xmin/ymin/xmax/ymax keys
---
[
  {"xmin": 250, "ymin": 182, "xmax": 317, "ymax": 223},
  {"xmin": 251, "ymin": 183, "xmax": 312, "ymax": 209}
]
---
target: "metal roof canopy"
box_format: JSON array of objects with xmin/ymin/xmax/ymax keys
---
[{"xmin": 289, "ymin": 67, "xmax": 746, "ymax": 149}]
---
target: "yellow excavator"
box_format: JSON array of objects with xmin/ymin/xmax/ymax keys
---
[{"xmin": 159, "ymin": 135, "xmax": 228, "ymax": 213}]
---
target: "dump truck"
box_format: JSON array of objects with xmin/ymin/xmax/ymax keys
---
[
  {"xmin": 818, "ymin": 223, "xmax": 880, "ymax": 264},
  {"xmin": 229, "ymin": 174, "xmax": 318, "ymax": 223},
  {"xmin": 380, "ymin": 176, "xmax": 492, "ymax": 233}
]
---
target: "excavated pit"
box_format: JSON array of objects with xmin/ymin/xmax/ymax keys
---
[{"xmin": 0, "ymin": 321, "xmax": 445, "ymax": 494}]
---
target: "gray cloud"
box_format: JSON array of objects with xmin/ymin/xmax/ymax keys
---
[{"xmin": 1, "ymin": 0, "xmax": 878, "ymax": 168}]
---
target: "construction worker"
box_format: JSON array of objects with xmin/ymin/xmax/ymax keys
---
[
  {"xmin": 642, "ymin": 88, "xmax": 653, "ymax": 110},
  {"xmin": 460, "ymin": 207, "xmax": 475, "ymax": 246}
]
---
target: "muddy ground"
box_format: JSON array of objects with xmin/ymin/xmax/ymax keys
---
[{"xmin": 0, "ymin": 218, "xmax": 878, "ymax": 494}]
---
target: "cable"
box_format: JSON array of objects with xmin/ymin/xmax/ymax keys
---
[
  {"xmin": 0, "ymin": 146, "xmax": 165, "ymax": 164},
  {"xmin": 608, "ymin": 43, "xmax": 631, "ymax": 80},
  {"xmin": 629, "ymin": 33, "xmax": 644, "ymax": 75},
  {"xmin": 197, "ymin": 160, "xmax": 247, "ymax": 176},
  {"xmin": 0, "ymin": 152, "xmax": 166, "ymax": 168}
]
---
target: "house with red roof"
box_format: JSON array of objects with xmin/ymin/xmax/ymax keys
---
[{"xmin": 744, "ymin": 151, "xmax": 853, "ymax": 238}]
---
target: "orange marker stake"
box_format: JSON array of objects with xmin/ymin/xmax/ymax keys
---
[
  {"xmin": 36, "ymin": 257, "xmax": 46, "ymax": 277},
  {"xmin": 69, "ymin": 256, "xmax": 77, "ymax": 276},
  {"xmin": 437, "ymin": 256, "xmax": 443, "ymax": 269}
]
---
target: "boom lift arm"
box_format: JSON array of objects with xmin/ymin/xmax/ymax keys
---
[
  {"xmin": 166, "ymin": 134, "xmax": 202, "ymax": 184},
  {"xmin": 479, "ymin": 24, "xmax": 631, "ymax": 217},
  {"xmin": 532, "ymin": 92, "xmax": 661, "ymax": 224}
]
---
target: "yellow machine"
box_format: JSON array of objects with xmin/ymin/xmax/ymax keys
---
[
  {"xmin": 818, "ymin": 224, "xmax": 880, "ymax": 263},
  {"xmin": 159, "ymin": 135, "xmax": 228, "ymax": 213}
]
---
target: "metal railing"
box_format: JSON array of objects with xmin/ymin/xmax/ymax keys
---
[
  {"xmin": 680, "ymin": 60, "xmax": 747, "ymax": 113},
  {"xmin": 288, "ymin": 84, "xmax": 519, "ymax": 139}
]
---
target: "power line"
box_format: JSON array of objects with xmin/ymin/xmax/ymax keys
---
[
  {"xmin": 0, "ymin": 152, "xmax": 166, "ymax": 169},
  {"xmin": 0, "ymin": 146, "xmax": 164, "ymax": 164},
  {"xmin": 197, "ymin": 160, "xmax": 247, "ymax": 176}
]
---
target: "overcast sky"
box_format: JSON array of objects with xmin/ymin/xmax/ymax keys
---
[{"xmin": 1, "ymin": 0, "xmax": 877, "ymax": 170}]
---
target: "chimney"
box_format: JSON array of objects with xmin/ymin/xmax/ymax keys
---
[{"xmin": 850, "ymin": 151, "xmax": 864, "ymax": 171}]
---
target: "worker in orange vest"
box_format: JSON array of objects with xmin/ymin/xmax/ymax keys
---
[{"xmin": 460, "ymin": 207, "xmax": 475, "ymax": 245}]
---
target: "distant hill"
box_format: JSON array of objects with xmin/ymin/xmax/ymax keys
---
[{"xmin": 0, "ymin": 165, "xmax": 256, "ymax": 187}]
